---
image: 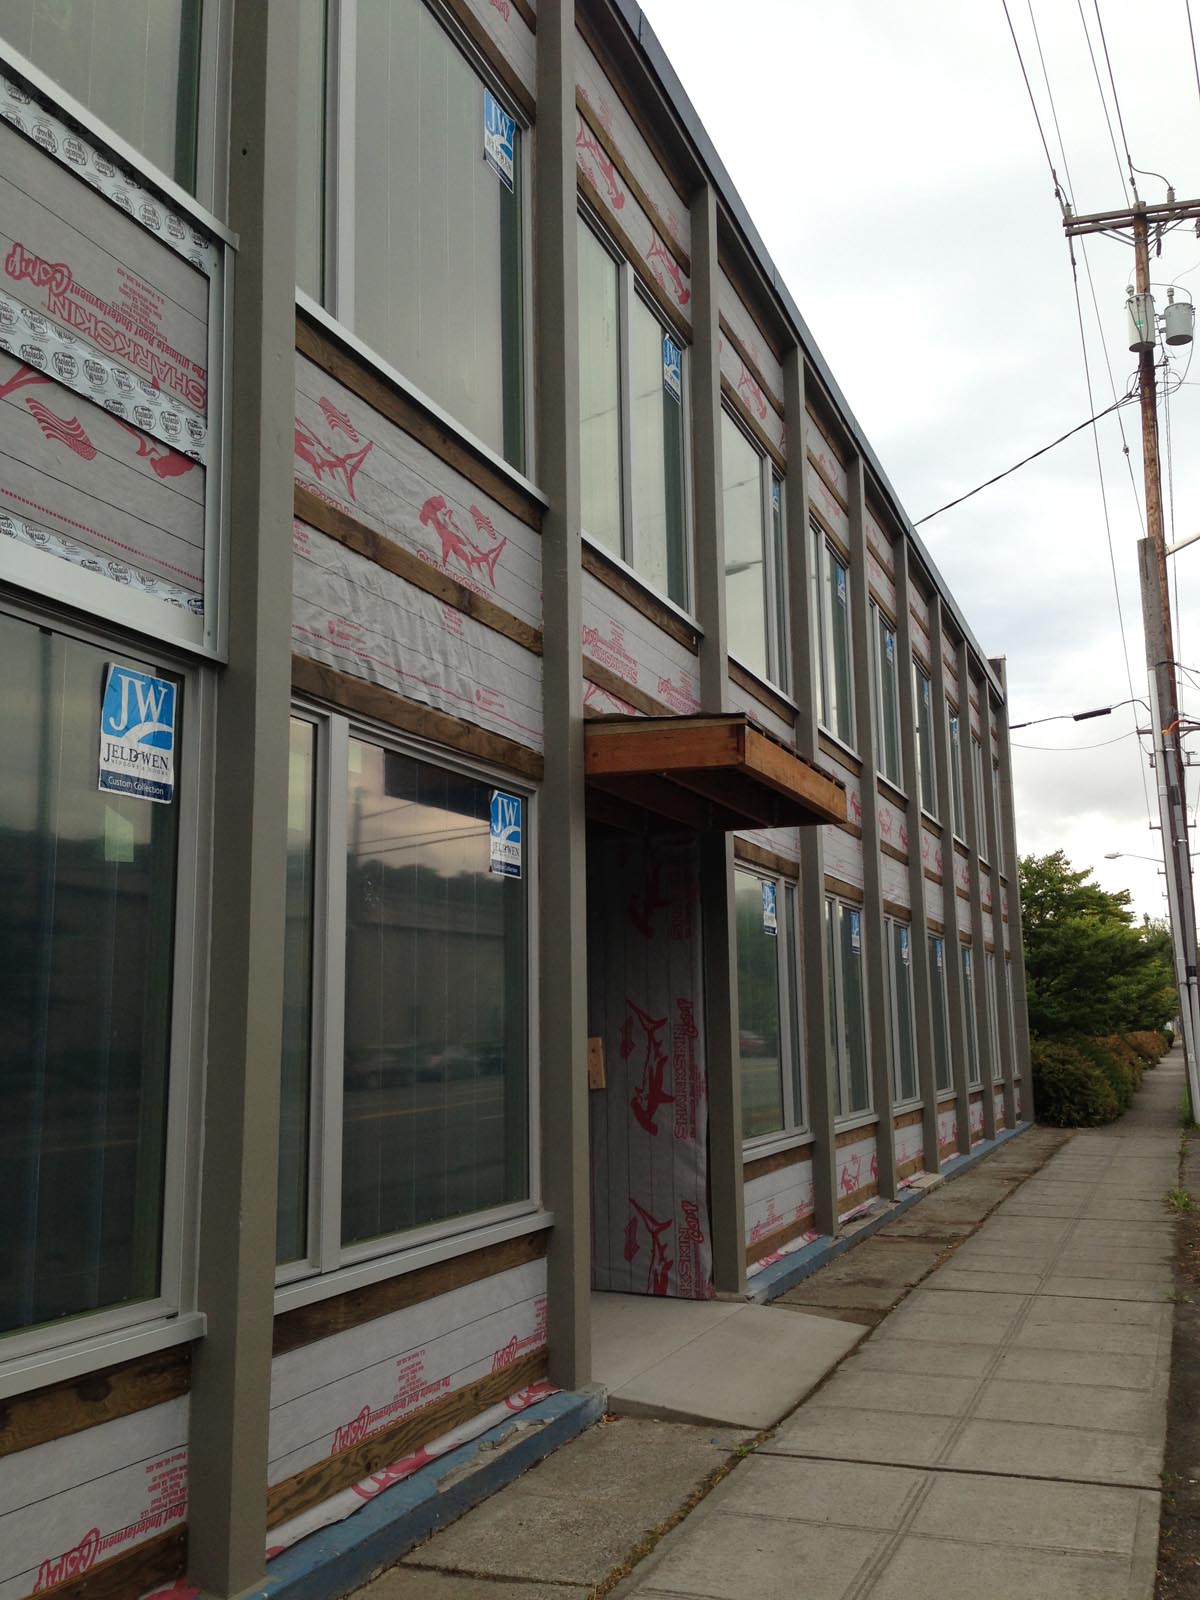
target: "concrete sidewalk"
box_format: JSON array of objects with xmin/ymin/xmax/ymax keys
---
[{"xmin": 620, "ymin": 1055, "xmax": 1183, "ymax": 1600}]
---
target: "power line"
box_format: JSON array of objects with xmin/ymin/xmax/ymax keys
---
[
  {"xmin": 1092, "ymin": 0, "xmax": 1139, "ymax": 197},
  {"xmin": 1184, "ymin": 0, "xmax": 1200, "ymax": 125},
  {"xmin": 1000, "ymin": 0, "xmax": 1067, "ymax": 208},
  {"xmin": 1012, "ymin": 728, "xmax": 1143, "ymax": 751},
  {"xmin": 913, "ymin": 391, "xmax": 1135, "ymax": 524},
  {"xmin": 1075, "ymin": 0, "xmax": 1130, "ymax": 204}
]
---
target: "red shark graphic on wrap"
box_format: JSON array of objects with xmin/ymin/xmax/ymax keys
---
[
  {"xmin": 294, "ymin": 414, "xmax": 373, "ymax": 501},
  {"xmin": 489, "ymin": 0, "xmax": 511, "ymax": 18},
  {"xmin": 849, "ymin": 789, "xmax": 863, "ymax": 826},
  {"xmin": 627, "ymin": 1197, "xmax": 674, "ymax": 1295},
  {"xmin": 26, "ymin": 396, "xmax": 95, "ymax": 460},
  {"xmin": 0, "ymin": 362, "xmax": 50, "ymax": 401},
  {"xmin": 869, "ymin": 1151, "xmax": 879, "ymax": 1181},
  {"xmin": 419, "ymin": 495, "xmax": 508, "ymax": 588},
  {"xmin": 629, "ymin": 855, "xmax": 669, "ymax": 939},
  {"xmin": 319, "ymin": 395, "xmax": 358, "ymax": 438},
  {"xmin": 647, "ymin": 232, "xmax": 690, "ymax": 308},
  {"xmin": 620, "ymin": 996, "xmax": 673, "ymax": 1135},
  {"xmin": 576, "ymin": 117, "xmax": 625, "ymax": 210},
  {"xmin": 113, "ymin": 417, "xmax": 197, "ymax": 479},
  {"xmin": 839, "ymin": 1152, "xmax": 863, "ymax": 1197},
  {"xmin": 736, "ymin": 361, "xmax": 768, "ymax": 422}
]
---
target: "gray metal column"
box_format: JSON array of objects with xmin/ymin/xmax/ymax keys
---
[
  {"xmin": 959, "ymin": 640, "xmax": 998, "ymax": 1143},
  {"xmin": 990, "ymin": 655, "xmax": 1035, "ymax": 1121},
  {"xmin": 187, "ymin": 7, "xmax": 297, "ymax": 1594},
  {"xmin": 690, "ymin": 181, "xmax": 745, "ymax": 1295},
  {"xmin": 846, "ymin": 459, "xmax": 896, "ymax": 1198},
  {"xmin": 930, "ymin": 600, "xmax": 971, "ymax": 1155},
  {"xmin": 785, "ymin": 349, "xmax": 837, "ymax": 1236},
  {"xmin": 983, "ymin": 681, "xmax": 1019, "ymax": 1130},
  {"xmin": 893, "ymin": 540, "xmax": 940, "ymax": 1174},
  {"xmin": 536, "ymin": 0, "xmax": 591, "ymax": 1385}
]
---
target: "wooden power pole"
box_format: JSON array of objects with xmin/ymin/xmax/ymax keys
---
[{"xmin": 1065, "ymin": 195, "xmax": 1200, "ymax": 1112}]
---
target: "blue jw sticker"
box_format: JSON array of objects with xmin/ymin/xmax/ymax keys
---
[
  {"xmin": 483, "ymin": 90, "xmax": 516, "ymax": 192},
  {"xmin": 762, "ymin": 880, "xmax": 778, "ymax": 935},
  {"xmin": 662, "ymin": 332, "xmax": 682, "ymax": 401},
  {"xmin": 98, "ymin": 663, "xmax": 176, "ymax": 803},
  {"xmin": 489, "ymin": 788, "xmax": 523, "ymax": 877}
]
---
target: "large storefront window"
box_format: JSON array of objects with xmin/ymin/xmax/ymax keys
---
[
  {"xmin": 1, "ymin": 0, "xmax": 202, "ymax": 188},
  {"xmin": 962, "ymin": 942, "xmax": 981, "ymax": 1088},
  {"xmin": 736, "ymin": 870, "xmax": 802, "ymax": 1142},
  {"xmin": 277, "ymin": 716, "xmax": 317, "ymax": 1266},
  {"xmin": 0, "ymin": 613, "xmax": 179, "ymax": 1337},
  {"xmin": 826, "ymin": 895, "xmax": 869, "ymax": 1117},
  {"xmin": 929, "ymin": 934, "xmax": 953, "ymax": 1093},
  {"xmin": 298, "ymin": 0, "xmax": 526, "ymax": 466},
  {"xmin": 886, "ymin": 919, "xmax": 918, "ymax": 1104}
]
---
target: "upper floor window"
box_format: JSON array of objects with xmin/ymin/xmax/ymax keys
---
[
  {"xmin": 914, "ymin": 664, "xmax": 937, "ymax": 815},
  {"xmin": 869, "ymin": 603, "xmax": 901, "ymax": 787},
  {"xmin": 947, "ymin": 705, "xmax": 966, "ymax": 840},
  {"xmin": 929, "ymin": 934, "xmax": 953, "ymax": 1093},
  {"xmin": 722, "ymin": 412, "xmax": 786, "ymax": 685},
  {"xmin": 971, "ymin": 733, "xmax": 987, "ymax": 857},
  {"xmin": 297, "ymin": 0, "xmax": 526, "ymax": 467},
  {"xmin": 826, "ymin": 895, "xmax": 870, "ymax": 1117},
  {"xmin": 578, "ymin": 216, "xmax": 688, "ymax": 607},
  {"xmin": 735, "ymin": 869, "xmax": 803, "ymax": 1141},
  {"xmin": 885, "ymin": 918, "xmax": 918, "ymax": 1104},
  {"xmin": 2, "ymin": 0, "xmax": 203, "ymax": 190},
  {"xmin": 812, "ymin": 525, "xmax": 853, "ymax": 746},
  {"xmin": 991, "ymin": 756, "xmax": 1005, "ymax": 876}
]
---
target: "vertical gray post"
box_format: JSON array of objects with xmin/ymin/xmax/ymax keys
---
[
  {"xmin": 785, "ymin": 351, "xmax": 836, "ymax": 1236},
  {"xmin": 960, "ymin": 641, "xmax": 997, "ymax": 1143},
  {"xmin": 536, "ymin": 0, "xmax": 590, "ymax": 1385},
  {"xmin": 894, "ymin": 541, "xmax": 940, "ymax": 1173},
  {"xmin": 930, "ymin": 601, "xmax": 971, "ymax": 1155},
  {"xmin": 990, "ymin": 656, "xmax": 1035, "ymax": 1121},
  {"xmin": 690, "ymin": 182, "xmax": 745, "ymax": 1294},
  {"xmin": 846, "ymin": 459, "xmax": 896, "ymax": 1198},
  {"xmin": 982, "ymin": 681, "xmax": 1018, "ymax": 1130},
  {"xmin": 187, "ymin": 7, "xmax": 297, "ymax": 1595}
]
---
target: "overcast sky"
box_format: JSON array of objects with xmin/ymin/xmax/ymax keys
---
[{"xmin": 641, "ymin": 0, "xmax": 1200, "ymax": 921}]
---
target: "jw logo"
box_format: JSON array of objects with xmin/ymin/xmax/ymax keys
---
[{"xmin": 98, "ymin": 664, "xmax": 176, "ymax": 804}]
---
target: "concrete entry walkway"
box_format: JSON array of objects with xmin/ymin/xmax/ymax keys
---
[{"xmin": 621, "ymin": 1055, "xmax": 1183, "ymax": 1600}]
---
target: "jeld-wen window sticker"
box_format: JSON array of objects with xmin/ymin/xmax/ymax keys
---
[
  {"xmin": 489, "ymin": 788, "xmax": 522, "ymax": 878},
  {"xmin": 761, "ymin": 879, "xmax": 778, "ymax": 935},
  {"xmin": 662, "ymin": 332, "xmax": 682, "ymax": 401},
  {"xmin": 98, "ymin": 664, "xmax": 176, "ymax": 803},
  {"xmin": 483, "ymin": 90, "xmax": 516, "ymax": 192}
]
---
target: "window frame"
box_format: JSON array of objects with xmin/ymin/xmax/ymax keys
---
[
  {"xmin": 811, "ymin": 523, "xmax": 855, "ymax": 749},
  {"xmin": 577, "ymin": 206, "xmax": 695, "ymax": 615},
  {"xmin": 868, "ymin": 600, "xmax": 903, "ymax": 789},
  {"xmin": 737, "ymin": 869, "xmax": 806, "ymax": 1154},
  {"xmin": 929, "ymin": 933, "xmax": 954, "ymax": 1096},
  {"xmin": 971, "ymin": 732, "xmax": 988, "ymax": 860},
  {"xmin": 884, "ymin": 916, "xmax": 919, "ymax": 1107},
  {"xmin": 301, "ymin": 0, "xmax": 536, "ymax": 476},
  {"xmin": 913, "ymin": 660, "xmax": 937, "ymax": 818},
  {"xmin": 722, "ymin": 407, "xmax": 788, "ymax": 689},
  {"xmin": 961, "ymin": 940, "xmax": 982, "ymax": 1089},
  {"xmin": 0, "ymin": 594, "xmax": 210, "ymax": 1392},
  {"xmin": 985, "ymin": 948, "xmax": 1004, "ymax": 1084},
  {"xmin": 826, "ymin": 894, "xmax": 871, "ymax": 1121},
  {"xmin": 947, "ymin": 702, "xmax": 966, "ymax": 842},
  {"xmin": 276, "ymin": 701, "xmax": 544, "ymax": 1295}
]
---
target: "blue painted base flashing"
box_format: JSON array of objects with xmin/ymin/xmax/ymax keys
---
[
  {"xmin": 243, "ymin": 1385, "xmax": 608, "ymax": 1600},
  {"xmin": 747, "ymin": 1120, "xmax": 1034, "ymax": 1304}
]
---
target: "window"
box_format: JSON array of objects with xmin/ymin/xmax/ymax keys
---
[
  {"xmin": 577, "ymin": 218, "xmax": 689, "ymax": 606},
  {"xmin": 985, "ymin": 949, "xmax": 1003, "ymax": 1082},
  {"xmin": 736, "ymin": 871, "xmax": 803, "ymax": 1141},
  {"xmin": 885, "ymin": 919, "xmax": 918, "ymax": 1104},
  {"xmin": 0, "ymin": 612, "xmax": 182, "ymax": 1340},
  {"xmin": 723, "ymin": 413, "xmax": 786, "ymax": 684},
  {"xmin": 947, "ymin": 707, "xmax": 966, "ymax": 839},
  {"xmin": 299, "ymin": 0, "xmax": 526, "ymax": 466},
  {"xmin": 2, "ymin": 0, "xmax": 203, "ymax": 189},
  {"xmin": 991, "ymin": 757, "xmax": 1005, "ymax": 876},
  {"xmin": 929, "ymin": 934, "xmax": 953, "ymax": 1093},
  {"xmin": 971, "ymin": 734, "xmax": 987, "ymax": 856},
  {"xmin": 296, "ymin": 0, "xmax": 327, "ymax": 303},
  {"xmin": 279, "ymin": 714, "xmax": 533, "ymax": 1274},
  {"xmin": 812, "ymin": 526, "xmax": 854, "ymax": 745},
  {"xmin": 961, "ymin": 943, "xmax": 981, "ymax": 1088},
  {"xmin": 914, "ymin": 664, "xmax": 937, "ymax": 815},
  {"xmin": 826, "ymin": 896, "xmax": 870, "ymax": 1117},
  {"xmin": 870, "ymin": 604, "xmax": 902, "ymax": 786}
]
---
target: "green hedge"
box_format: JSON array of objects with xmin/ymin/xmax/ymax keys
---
[{"xmin": 1031, "ymin": 1032, "xmax": 1162, "ymax": 1126}]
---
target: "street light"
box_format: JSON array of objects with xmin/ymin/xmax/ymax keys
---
[{"xmin": 1105, "ymin": 850, "xmax": 1200, "ymax": 861}]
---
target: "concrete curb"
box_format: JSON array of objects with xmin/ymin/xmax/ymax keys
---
[
  {"xmin": 243, "ymin": 1385, "xmax": 609, "ymax": 1600},
  {"xmin": 746, "ymin": 1121, "xmax": 1034, "ymax": 1304}
]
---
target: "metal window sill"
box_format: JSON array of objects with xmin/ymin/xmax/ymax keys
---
[{"xmin": 0, "ymin": 1311, "xmax": 206, "ymax": 1401}]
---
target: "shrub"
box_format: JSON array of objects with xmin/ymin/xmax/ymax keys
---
[
  {"xmin": 1128, "ymin": 1028, "xmax": 1169, "ymax": 1063},
  {"xmin": 1078, "ymin": 1037, "xmax": 1137, "ymax": 1113},
  {"xmin": 1032, "ymin": 1038, "xmax": 1121, "ymax": 1126}
]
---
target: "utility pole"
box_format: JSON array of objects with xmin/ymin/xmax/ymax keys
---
[{"xmin": 1064, "ymin": 195, "xmax": 1200, "ymax": 1115}]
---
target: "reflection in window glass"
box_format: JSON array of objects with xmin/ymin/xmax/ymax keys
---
[
  {"xmin": 353, "ymin": 0, "xmax": 524, "ymax": 464},
  {"xmin": 0, "ymin": 614, "xmax": 178, "ymax": 1335},
  {"xmin": 961, "ymin": 944, "xmax": 981, "ymax": 1088},
  {"xmin": 342, "ymin": 743, "xmax": 528, "ymax": 1245},
  {"xmin": 948, "ymin": 710, "xmax": 966, "ymax": 838},
  {"xmin": 578, "ymin": 220, "xmax": 622, "ymax": 554},
  {"xmin": 915, "ymin": 665, "xmax": 936, "ymax": 815},
  {"xmin": 834, "ymin": 900, "xmax": 870, "ymax": 1116},
  {"xmin": 888, "ymin": 922, "xmax": 918, "ymax": 1103},
  {"xmin": 1, "ymin": 0, "xmax": 202, "ymax": 189},
  {"xmin": 722, "ymin": 413, "xmax": 768, "ymax": 680},
  {"xmin": 296, "ymin": 0, "xmax": 327, "ymax": 301},
  {"xmin": 929, "ymin": 935, "xmax": 953, "ymax": 1093},
  {"xmin": 277, "ymin": 718, "xmax": 316, "ymax": 1265},
  {"xmin": 986, "ymin": 949, "xmax": 1003, "ymax": 1081},
  {"xmin": 631, "ymin": 294, "xmax": 686, "ymax": 605},
  {"xmin": 735, "ymin": 870, "xmax": 783, "ymax": 1139}
]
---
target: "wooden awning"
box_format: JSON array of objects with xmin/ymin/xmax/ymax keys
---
[{"xmin": 584, "ymin": 712, "xmax": 846, "ymax": 833}]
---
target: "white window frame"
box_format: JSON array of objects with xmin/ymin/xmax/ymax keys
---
[
  {"xmin": 578, "ymin": 207, "xmax": 695, "ymax": 617},
  {"xmin": 971, "ymin": 731, "xmax": 988, "ymax": 861},
  {"xmin": 826, "ymin": 894, "xmax": 871, "ymax": 1122},
  {"xmin": 985, "ymin": 948, "xmax": 1004, "ymax": 1083},
  {"xmin": 302, "ymin": 0, "xmax": 536, "ymax": 479},
  {"xmin": 884, "ymin": 916, "xmax": 919, "ymax": 1107},
  {"xmin": 723, "ymin": 408, "xmax": 787, "ymax": 689},
  {"xmin": 991, "ymin": 755, "xmax": 1006, "ymax": 877},
  {"xmin": 961, "ymin": 941, "xmax": 982, "ymax": 1088},
  {"xmin": 812, "ymin": 523, "xmax": 855, "ymax": 750},
  {"xmin": 913, "ymin": 660, "xmax": 937, "ymax": 818},
  {"xmin": 0, "ymin": 38, "xmax": 236, "ymax": 663},
  {"xmin": 0, "ymin": 594, "xmax": 211, "ymax": 1396},
  {"xmin": 929, "ymin": 933, "xmax": 954, "ymax": 1096},
  {"xmin": 275, "ymin": 702, "xmax": 544, "ymax": 1302},
  {"xmin": 738, "ymin": 871, "xmax": 806, "ymax": 1155},
  {"xmin": 868, "ymin": 600, "xmax": 903, "ymax": 790},
  {"xmin": 947, "ymin": 703, "xmax": 966, "ymax": 842}
]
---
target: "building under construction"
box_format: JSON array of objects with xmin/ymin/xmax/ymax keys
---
[{"xmin": 0, "ymin": 3, "xmax": 1031, "ymax": 1595}]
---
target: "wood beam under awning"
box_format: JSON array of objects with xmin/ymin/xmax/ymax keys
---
[{"xmin": 583, "ymin": 713, "xmax": 847, "ymax": 832}]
